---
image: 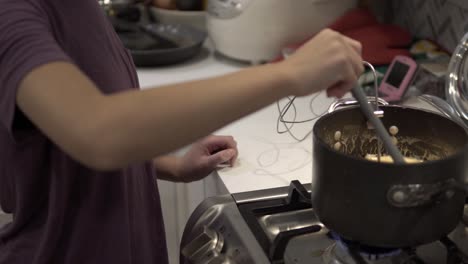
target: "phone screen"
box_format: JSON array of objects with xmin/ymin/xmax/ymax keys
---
[{"xmin": 386, "ymin": 61, "xmax": 410, "ymax": 87}]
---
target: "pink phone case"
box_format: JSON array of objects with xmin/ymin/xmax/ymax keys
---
[{"xmin": 379, "ymin": 55, "xmax": 418, "ymax": 102}]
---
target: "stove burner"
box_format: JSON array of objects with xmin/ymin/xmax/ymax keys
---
[
  {"xmin": 331, "ymin": 232, "xmax": 402, "ymax": 261},
  {"xmin": 323, "ymin": 243, "xmax": 426, "ymax": 264}
]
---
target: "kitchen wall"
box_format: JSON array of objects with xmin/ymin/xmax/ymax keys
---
[{"xmin": 391, "ymin": 0, "xmax": 468, "ymax": 52}]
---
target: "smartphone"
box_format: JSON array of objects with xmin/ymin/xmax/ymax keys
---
[{"xmin": 379, "ymin": 55, "xmax": 418, "ymax": 103}]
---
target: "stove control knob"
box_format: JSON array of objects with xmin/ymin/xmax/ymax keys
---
[
  {"xmin": 182, "ymin": 225, "xmax": 225, "ymax": 264},
  {"xmin": 463, "ymin": 204, "xmax": 468, "ymax": 226}
]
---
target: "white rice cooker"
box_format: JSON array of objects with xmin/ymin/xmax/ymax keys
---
[{"xmin": 206, "ymin": 0, "xmax": 358, "ymax": 64}]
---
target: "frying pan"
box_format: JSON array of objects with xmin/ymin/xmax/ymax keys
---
[
  {"xmin": 108, "ymin": 4, "xmax": 207, "ymax": 67},
  {"xmin": 118, "ymin": 23, "xmax": 207, "ymax": 67}
]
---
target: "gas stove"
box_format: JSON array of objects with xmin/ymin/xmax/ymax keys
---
[{"xmin": 180, "ymin": 181, "xmax": 468, "ymax": 264}]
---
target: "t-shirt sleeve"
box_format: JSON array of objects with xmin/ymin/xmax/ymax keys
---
[{"xmin": 0, "ymin": 1, "xmax": 71, "ymax": 134}]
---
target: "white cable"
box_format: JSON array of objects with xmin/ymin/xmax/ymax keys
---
[
  {"xmin": 276, "ymin": 92, "xmax": 330, "ymax": 142},
  {"xmin": 276, "ymin": 62, "xmax": 380, "ymax": 142}
]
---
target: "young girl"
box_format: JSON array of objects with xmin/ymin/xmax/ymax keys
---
[{"xmin": 0, "ymin": 0, "xmax": 363, "ymax": 263}]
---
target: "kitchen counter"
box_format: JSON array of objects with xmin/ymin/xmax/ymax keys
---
[
  {"xmin": 136, "ymin": 43, "xmax": 445, "ymax": 264},
  {"xmin": 214, "ymin": 93, "xmax": 335, "ymax": 193},
  {"xmin": 137, "ymin": 44, "xmax": 336, "ymax": 194},
  {"xmin": 137, "ymin": 47, "xmax": 243, "ymax": 88}
]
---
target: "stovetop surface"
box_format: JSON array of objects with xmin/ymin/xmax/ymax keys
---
[
  {"xmin": 238, "ymin": 180, "xmax": 468, "ymax": 264},
  {"xmin": 282, "ymin": 213, "xmax": 468, "ymax": 264},
  {"xmin": 180, "ymin": 180, "xmax": 468, "ymax": 264}
]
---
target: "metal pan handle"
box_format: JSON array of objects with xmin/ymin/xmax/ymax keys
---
[
  {"xmin": 387, "ymin": 179, "xmax": 464, "ymax": 208},
  {"xmin": 328, "ymin": 97, "xmax": 389, "ymax": 113}
]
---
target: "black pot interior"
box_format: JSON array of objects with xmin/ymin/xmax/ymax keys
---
[{"xmin": 314, "ymin": 106, "xmax": 468, "ymax": 162}]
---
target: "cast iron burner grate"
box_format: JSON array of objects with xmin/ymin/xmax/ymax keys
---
[
  {"xmin": 238, "ymin": 180, "xmax": 468, "ymax": 264},
  {"xmin": 238, "ymin": 180, "xmax": 318, "ymax": 263}
]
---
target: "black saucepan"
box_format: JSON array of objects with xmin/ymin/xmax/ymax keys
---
[{"xmin": 312, "ymin": 103, "xmax": 468, "ymax": 248}]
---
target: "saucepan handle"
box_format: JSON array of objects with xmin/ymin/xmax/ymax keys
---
[
  {"xmin": 327, "ymin": 97, "xmax": 389, "ymax": 113},
  {"xmin": 387, "ymin": 179, "xmax": 466, "ymax": 208}
]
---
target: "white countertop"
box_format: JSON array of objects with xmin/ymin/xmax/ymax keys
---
[
  {"xmin": 213, "ymin": 93, "xmax": 335, "ymax": 193},
  {"xmin": 137, "ymin": 47, "xmax": 243, "ymax": 87},
  {"xmin": 136, "ymin": 45, "xmax": 360, "ymax": 194}
]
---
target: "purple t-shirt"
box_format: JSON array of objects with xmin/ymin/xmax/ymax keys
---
[{"xmin": 0, "ymin": 0, "xmax": 168, "ymax": 263}]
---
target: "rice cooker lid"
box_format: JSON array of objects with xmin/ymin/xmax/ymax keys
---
[{"xmin": 446, "ymin": 32, "xmax": 468, "ymax": 127}]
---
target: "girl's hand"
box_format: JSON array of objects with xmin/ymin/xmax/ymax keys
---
[{"xmin": 177, "ymin": 135, "xmax": 238, "ymax": 182}]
